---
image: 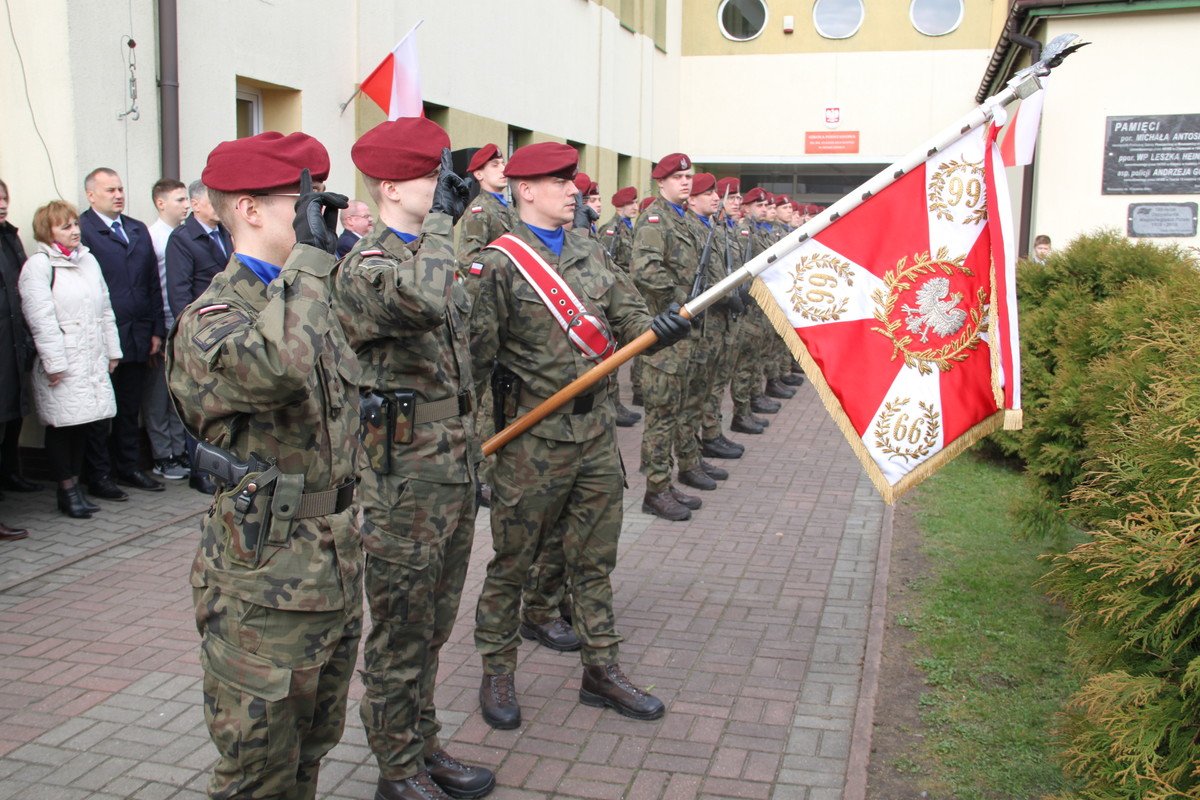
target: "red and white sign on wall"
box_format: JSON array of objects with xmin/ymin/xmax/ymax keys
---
[{"xmin": 806, "ymin": 131, "xmax": 860, "ymax": 154}]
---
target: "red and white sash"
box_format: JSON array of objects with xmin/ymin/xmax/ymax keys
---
[{"xmin": 485, "ymin": 233, "xmax": 616, "ymax": 362}]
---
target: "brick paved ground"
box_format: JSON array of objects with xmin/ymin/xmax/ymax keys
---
[{"xmin": 0, "ymin": 374, "xmax": 889, "ymax": 800}]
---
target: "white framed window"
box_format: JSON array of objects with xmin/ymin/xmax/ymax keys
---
[
  {"xmin": 235, "ymin": 89, "xmax": 262, "ymax": 139},
  {"xmin": 910, "ymin": 0, "xmax": 963, "ymax": 36},
  {"xmin": 718, "ymin": 0, "xmax": 769, "ymax": 42},
  {"xmin": 813, "ymin": 0, "xmax": 864, "ymax": 39}
]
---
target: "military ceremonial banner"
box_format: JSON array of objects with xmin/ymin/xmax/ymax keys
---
[
  {"xmin": 999, "ymin": 84, "xmax": 1046, "ymax": 167},
  {"xmin": 749, "ymin": 124, "xmax": 1020, "ymax": 503}
]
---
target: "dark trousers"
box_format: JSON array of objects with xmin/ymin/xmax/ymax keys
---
[
  {"xmin": 44, "ymin": 424, "xmax": 89, "ymax": 482},
  {"xmin": 85, "ymin": 361, "xmax": 147, "ymax": 479},
  {"xmin": 0, "ymin": 417, "xmax": 23, "ymax": 479}
]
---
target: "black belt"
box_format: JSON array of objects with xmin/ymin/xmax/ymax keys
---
[{"xmin": 519, "ymin": 387, "xmax": 598, "ymax": 415}]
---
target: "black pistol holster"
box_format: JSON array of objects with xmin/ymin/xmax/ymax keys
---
[{"xmin": 491, "ymin": 363, "xmax": 522, "ymax": 433}]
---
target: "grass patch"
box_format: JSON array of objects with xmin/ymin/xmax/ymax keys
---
[{"xmin": 905, "ymin": 452, "xmax": 1080, "ymax": 799}]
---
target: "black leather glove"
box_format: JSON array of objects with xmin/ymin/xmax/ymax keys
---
[
  {"xmin": 738, "ymin": 284, "xmax": 753, "ymax": 306},
  {"xmin": 573, "ymin": 192, "xmax": 599, "ymax": 230},
  {"xmin": 430, "ymin": 148, "xmax": 470, "ymax": 222},
  {"xmin": 725, "ymin": 289, "xmax": 746, "ymax": 315},
  {"xmin": 293, "ymin": 168, "xmax": 348, "ymax": 254},
  {"xmin": 648, "ymin": 302, "xmax": 692, "ymax": 352}
]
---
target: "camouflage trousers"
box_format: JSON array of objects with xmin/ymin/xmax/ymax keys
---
[
  {"xmin": 476, "ymin": 430, "xmax": 624, "ymax": 672},
  {"xmin": 475, "ymin": 384, "xmax": 495, "ymax": 486},
  {"xmin": 676, "ymin": 320, "xmax": 718, "ymax": 473},
  {"xmin": 639, "ymin": 338, "xmax": 693, "ymax": 493},
  {"xmin": 702, "ymin": 310, "xmax": 741, "ymax": 441},
  {"xmin": 730, "ymin": 307, "xmax": 768, "ymax": 416},
  {"xmin": 358, "ymin": 471, "xmax": 476, "ymax": 780},
  {"xmin": 193, "ymin": 584, "xmax": 362, "ymax": 800},
  {"xmin": 766, "ymin": 330, "xmax": 793, "ymax": 381}
]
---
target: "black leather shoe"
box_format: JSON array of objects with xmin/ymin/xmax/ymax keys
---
[
  {"xmin": 780, "ymin": 373, "xmax": 805, "ymax": 387},
  {"xmin": 1, "ymin": 474, "xmax": 42, "ymax": 492},
  {"xmin": 751, "ymin": 395, "xmax": 781, "ymax": 414},
  {"xmin": 75, "ymin": 487, "xmax": 101, "ymax": 513},
  {"xmin": 190, "ymin": 472, "xmax": 217, "ymax": 495},
  {"xmin": 642, "ymin": 490, "xmax": 691, "ymax": 521},
  {"xmin": 116, "ymin": 470, "xmax": 165, "ymax": 492},
  {"xmin": 765, "ymin": 379, "xmax": 796, "ymax": 399},
  {"xmin": 520, "ymin": 618, "xmax": 581, "ymax": 652},
  {"xmin": 425, "ymin": 751, "xmax": 495, "ymax": 799},
  {"xmin": 669, "ymin": 485, "xmax": 702, "ymax": 510},
  {"xmin": 679, "ymin": 467, "xmax": 717, "ymax": 491},
  {"xmin": 580, "ymin": 664, "xmax": 665, "ymax": 720},
  {"xmin": 731, "ymin": 415, "xmax": 765, "ymax": 435},
  {"xmin": 615, "ymin": 403, "xmax": 641, "ymax": 428},
  {"xmin": 479, "ymin": 673, "xmax": 521, "ymax": 730},
  {"xmin": 57, "ymin": 487, "xmax": 92, "ymax": 519},
  {"xmin": 88, "ymin": 477, "xmax": 128, "ymax": 502},
  {"xmin": 716, "ymin": 434, "xmax": 745, "ymax": 455},
  {"xmin": 701, "ymin": 437, "xmax": 742, "ymax": 459},
  {"xmin": 700, "ymin": 460, "xmax": 729, "ymax": 481},
  {"xmin": 375, "ymin": 771, "xmax": 452, "ymax": 800}
]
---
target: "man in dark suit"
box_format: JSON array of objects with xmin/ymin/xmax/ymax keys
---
[
  {"xmin": 164, "ymin": 180, "xmax": 232, "ymax": 494},
  {"xmin": 335, "ymin": 199, "xmax": 372, "ymax": 258},
  {"xmin": 79, "ymin": 167, "xmax": 166, "ymax": 498}
]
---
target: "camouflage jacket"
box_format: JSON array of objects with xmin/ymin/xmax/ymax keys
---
[
  {"xmin": 631, "ymin": 197, "xmax": 701, "ymax": 316},
  {"xmin": 687, "ymin": 212, "xmax": 728, "ymax": 296},
  {"xmin": 469, "ymin": 222, "xmax": 651, "ymax": 443},
  {"xmin": 167, "ymin": 244, "xmax": 363, "ymax": 610},
  {"xmin": 599, "ymin": 213, "xmax": 634, "ymax": 273},
  {"xmin": 333, "ymin": 215, "xmax": 477, "ymax": 483},
  {"xmin": 456, "ymin": 190, "xmax": 513, "ymax": 270}
]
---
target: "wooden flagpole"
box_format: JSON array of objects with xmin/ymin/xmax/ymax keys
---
[{"xmin": 483, "ymin": 40, "xmax": 1079, "ymax": 457}]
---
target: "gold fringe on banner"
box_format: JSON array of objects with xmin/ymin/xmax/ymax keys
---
[
  {"xmin": 1004, "ymin": 409, "xmax": 1024, "ymax": 430},
  {"xmin": 748, "ymin": 276, "xmax": 1005, "ymax": 505}
]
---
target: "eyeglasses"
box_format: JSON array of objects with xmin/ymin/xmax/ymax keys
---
[
  {"xmin": 251, "ymin": 192, "xmax": 302, "ymax": 199},
  {"xmin": 345, "ymin": 213, "xmax": 373, "ymax": 219}
]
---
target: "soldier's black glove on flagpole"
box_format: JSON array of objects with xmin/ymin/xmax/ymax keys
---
[
  {"xmin": 431, "ymin": 148, "xmax": 471, "ymax": 223},
  {"xmin": 293, "ymin": 168, "xmax": 348, "ymax": 254},
  {"xmin": 647, "ymin": 302, "xmax": 691, "ymax": 353}
]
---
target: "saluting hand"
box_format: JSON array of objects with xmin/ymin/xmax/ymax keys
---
[
  {"xmin": 430, "ymin": 148, "xmax": 471, "ymax": 223},
  {"xmin": 293, "ymin": 168, "xmax": 349, "ymax": 254}
]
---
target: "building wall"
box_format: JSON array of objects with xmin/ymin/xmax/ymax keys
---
[{"xmin": 1033, "ymin": 10, "xmax": 1200, "ymax": 248}]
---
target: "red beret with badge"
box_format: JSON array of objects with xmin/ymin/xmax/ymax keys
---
[
  {"xmin": 467, "ymin": 143, "xmax": 502, "ymax": 174},
  {"xmin": 572, "ymin": 173, "xmax": 599, "ymax": 196},
  {"xmin": 742, "ymin": 187, "xmax": 768, "ymax": 205},
  {"xmin": 611, "ymin": 186, "xmax": 637, "ymax": 206},
  {"xmin": 202, "ymin": 131, "xmax": 330, "ymax": 193},
  {"xmin": 352, "ymin": 118, "xmax": 450, "ymax": 181},
  {"xmin": 774, "ymin": 193, "xmax": 792, "ymax": 206},
  {"xmin": 504, "ymin": 142, "xmax": 578, "ymax": 179},
  {"xmin": 651, "ymin": 152, "xmax": 692, "ymax": 180},
  {"xmin": 715, "ymin": 177, "xmax": 741, "ymax": 196},
  {"xmin": 691, "ymin": 173, "xmax": 717, "ymax": 195}
]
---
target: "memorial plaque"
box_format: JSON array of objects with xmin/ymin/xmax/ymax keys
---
[
  {"xmin": 1103, "ymin": 114, "xmax": 1200, "ymax": 195},
  {"xmin": 1127, "ymin": 202, "xmax": 1198, "ymax": 238}
]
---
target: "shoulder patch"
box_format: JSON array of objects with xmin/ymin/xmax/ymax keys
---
[
  {"xmin": 647, "ymin": 215, "xmax": 660, "ymax": 224},
  {"xmin": 740, "ymin": 229, "xmax": 750, "ymax": 237},
  {"xmin": 469, "ymin": 262, "xmax": 485, "ymax": 277},
  {"xmin": 360, "ymin": 249, "xmax": 386, "ymax": 257},
  {"xmin": 604, "ymin": 229, "xmax": 615, "ymax": 236},
  {"xmin": 196, "ymin": 303, "xmax": 230, "ymax": 316},
  {"xmin": 190, "ymin": 308, "xmax": 252, "ymax": 353},
  {"xmin": 471, "ymin": 206, "xmax": 484, "ymax": 214}
]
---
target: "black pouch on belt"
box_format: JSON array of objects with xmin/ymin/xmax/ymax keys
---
[
  {"xmin": 392, "ymin": 389, "xmax": 416, "ymax": 445},
  {"xmin": 360, "ymin": 390, "xmax": 392, "ymax": 474}
]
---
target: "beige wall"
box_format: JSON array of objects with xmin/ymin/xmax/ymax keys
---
[{"xmin": 1032, "ymin": 11, "xmax": 1200, "ymax": 248}]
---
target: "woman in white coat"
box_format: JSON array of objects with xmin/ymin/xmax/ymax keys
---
[{"xmin": 19, "ymin": 201, "xmax": 121, "ymax": 518}]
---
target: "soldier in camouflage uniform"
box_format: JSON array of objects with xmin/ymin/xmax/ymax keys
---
[
  {"xmin": 728, "ymin": 187, "xmax": 777, "ymax": 435},
  {"xmin": 761, "ymin": 195, "xmax": 799, "ymax": 402},
  {"xmin": 166, "ymin": 132, "xmax": 362, "ymax": 800},
  {"xmin": 469, "ymin": 142, "xmax": 689, "ymax": 729},
  {"xmin": 573, "ymin": 173, "xmax": 602, "ymax": 240},
  {"xmin": 601, "ymin": 186, "xmax": 643, "ymax": 427},
  {"xmin": 333, "ymin": 120, "xmax": 494, "ymax": 800},
  {"xmin": 631, "ymin": 153, "xmax": 705, "ymax": 521}
]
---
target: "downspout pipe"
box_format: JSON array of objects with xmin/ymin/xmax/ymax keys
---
[{"xmin": 158, "ymin": 0, "xmax": 180, "ymax": 179}]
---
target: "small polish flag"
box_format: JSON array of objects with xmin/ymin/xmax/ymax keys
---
[
  {"xmin": 999, "ymin": 85, "xmax": 1046, "ymax": 167},
  {"xmin": 360, "ymin": 24, "xmax": 423, "ymax": 120},
  {"xmin": 469, "ymin": 263, "xmax": 484, "ymax": 276}
]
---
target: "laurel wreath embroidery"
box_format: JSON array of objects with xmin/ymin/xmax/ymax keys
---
[
  {"xmin": 788, "ymin": 253, "xmax": 855, "ymax": 323},
  {"xmin": 870, "ymin": 248, "xmax": 987, "ymax": 375},
  {"xmin": 873, "ymin": 399, "xmax": 941, "ymax": 462},
  {"xmin": 927, "ymin": 158, "xmax": 988, "ymax": 226}
]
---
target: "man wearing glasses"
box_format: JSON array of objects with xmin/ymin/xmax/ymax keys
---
[{"xmin": 337, "ymin": 199, "xmax": 374, "ymax": 258}]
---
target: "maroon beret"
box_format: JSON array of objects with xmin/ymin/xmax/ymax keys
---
[
  {"xmin": 202, "ymin": 131, "xmax": 330, "ymax": 193},
  {"xmin": 638, "ymin": 196, "xmax": 656, "ymax": 212},
  {"xmin": 504, "ymin": 142, "xmax": 578, "ymax": 179},
  {"xmin": 611, "ymin": 186, "xmax": 637, "ymax": 207},
  {"xmin": 467, "ymin": 143, "xmax": 502, "ymax": 174},
  {"xmin": 352, "ymin": 118, "xmax": 449, "ymax": 182},
  {"xmin": 742, "ymin": 187, "xmax": 768, "ymax": 205},
  {"xmin": 572, "ymin": 173, "xmax": 599, "ymax": 196},
  {"xmin": 774, "ymin": 193, "xmax": 792, "ymax": 206},
  {"xmin": 651, "ymin": 152, "xmax": 692, "ymax": 180},
  {"xmin": 715, "ymin": 177, "xmax": 741, "ymax": 195},
  {"xmin": 691, "ymin": 173, "xmax": 716, "ymax": 195}
]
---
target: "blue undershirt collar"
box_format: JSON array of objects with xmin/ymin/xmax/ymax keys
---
[
  {"xmin": 488, "ymin": 192, "xmax": 508, "ymax": 208},
  {"xmin": 524, "ymin": 222, "xmax": 564, "ymax": 257},
  {"xmin": 388, "ymin": 227, "xmax": 419, "ymax": 244},
  {"xmin": 237, "ymin": 253, "xmax": 281, "ymax": 286},
  {"xmin": 698, "ymin": 215, "xmax": 712, "ymax": 228},
  {"xmin": 667, "ymin": 202, "xmax": 687, "ymax": 217},
  {"xmin": 622, "ymin": 217, "xmax": 633, "ymax": 230}
]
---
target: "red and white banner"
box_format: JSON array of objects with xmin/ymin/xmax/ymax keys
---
[
  {"xmin": 998, "ymin": 86, "xmax": 1045, "ymax": 167},
  {"xmin": 751, "ymin": 124, "xmax": 1021, "ymax": 502},
  {"xmin": 360, "ymin": 28, "xmax": 423, "ymax": 120}
]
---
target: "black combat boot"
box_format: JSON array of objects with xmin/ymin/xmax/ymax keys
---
[
  {"xmin": 479, "ymin": 673, "xmax": 521, "ymax": 730},
  {"xmin": 615, "ymin": 403, "xmax": 641, "ymax": 427},
  {"xmin": 780, "ymin": 372, "xmax": 805, "ymax": 387},
  {"xmin": 520, "ymin": 618, "xmax": 581, "ymax": 652},
  {"xmin": 642, "ymin": 490, "xmax": 691, "ymax": 521},
  {"xmin": 751, "ymin": 395, "xmax": 781, "ymax": 414},
  {"xmin": 678, "ymin": 467, "xmax": 717, "ymax": 491},
  {"xmin": 425, "ymin": 750, "xmax": 496, "ymax": 799},
  {"xmin": 580, "ymin": 664, "xmax": 665, "ymax": 720},
  {"xmin": 375, "ymin": 771, "xmax": 452, "ymax": 800},
  {"xmin": 764, "ymin": 379, "xmax": 796, "ymax": 399},
  {"xmin": 669, "ymin": 485, "xmax": 702, "ymax": 510},
  {"xmin": 700, "ymin": 460, "xmax": 728, "ymax": 481},
  {"xmin": 716, "ymin": 434, "xmax": 745, "ymax": 455},
  {"xmin": 701, "ymin": 437, "xmax": 742, "ymax": 459},
  {"xmin": 731, "ymin": 415, "xmax": 765, "ymax": 435}
]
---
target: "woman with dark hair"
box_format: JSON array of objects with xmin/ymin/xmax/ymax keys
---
[
  {"xmin": 0, "ymin": 179, "xmax": 36, "ymax": 539},
  {"xmin": 19, "ymin": 200, "xmax": 121, "ymax": 518}
]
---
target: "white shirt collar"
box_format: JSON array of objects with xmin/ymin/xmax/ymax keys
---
[{"xmin": 93, "ymin": 209, "xmax": 121, "ymax": 227}]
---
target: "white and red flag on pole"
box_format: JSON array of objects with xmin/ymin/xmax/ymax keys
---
[
  {"xmin": 359, "ymin": 24, "xmax": 423, "ymax": 120},
  {"xmin": 750, "ymin": 124, "xmax": 1021, "ymax": 503},
  {"xmin": 998, "ymin": 84, "xmax": 1046, "ymax": 167}
]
